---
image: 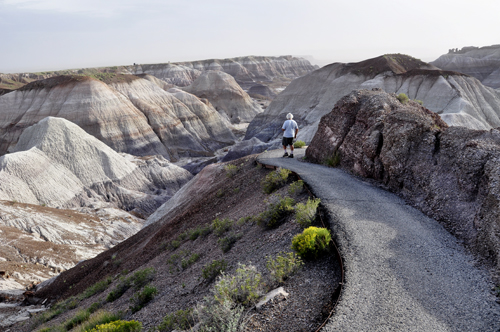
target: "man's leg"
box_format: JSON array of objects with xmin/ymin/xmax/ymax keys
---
[
  {"xmin": 283, "ymin": 145, "xmax": 288, "ymax": 157},
  {"xmin": 289, "ymin": 144, "xmax": 294, "ymax": 158}
]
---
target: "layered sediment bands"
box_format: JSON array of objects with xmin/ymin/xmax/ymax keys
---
[
  {"xmin": 182, "ymin": 71, "xmax": 263, "ymax": 123},
  {"xmin": 0, "ymin": 75, "xmax": 235, "ymax": 159},
  {"xmin": 0, "ymin": 117, "xmax": 193, "ymax": 215},
  {"xmin": 246, "ymin": 54, "xmax": 500, "ymax": 144},
  {"xmin": 130, "ymin": 55, "xmax": 318, "ymax": 88},
  {"xmin": 431, "ymin": 45, "xmax": 500, "ymax": 89},
  {"xmin": 306, "ymin": 89, "xmax": 500, "ymax": 275}
]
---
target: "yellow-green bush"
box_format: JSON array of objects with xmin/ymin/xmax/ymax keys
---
[
  {"xmin": 293, "ymin": 140, "xmax": 306, "ymax": 148},
  {"xmin": 213, "ymin": 263, "xmax": 264, "ymax": 306},
  {"xmin": 261, "ymin": 168, "xmax": 291, "ymax": 194},
  {"xmin": 266, "ymin": 252, "xmax": 303, "ymax": 284},
  {"xmin": 89, "ymin": 319, "xmax": 141, "ymax": 332},
  {"xmin": 292, "ymin": 227, "xmax": 331, "ymax": 259},
  {"xmin": 294, "ymin": 197, "xmax": 321, "ymax": 228},
  {"xmin": 397, "ymin": 93, "xmax": 409, "ymax": 104}
]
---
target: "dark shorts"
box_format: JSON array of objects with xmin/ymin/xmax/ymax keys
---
[{"xmin": 282, "ymin": 137, "xmax": 294, "ymax": 146}]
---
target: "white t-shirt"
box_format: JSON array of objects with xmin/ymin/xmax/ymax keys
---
[{"xmin": 282, "ymin": 120, "xmax": 298, "ymax": 138}]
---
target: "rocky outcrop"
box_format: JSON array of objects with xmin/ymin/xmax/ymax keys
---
[
  {"xmin": 306, "ymin": 89, "xmax": 500, "ymax": 275},
  {"xmin": 128, "ymin": 55, "xmax": 318, "ymax": 89},
  {"xmin": 182, "ymin": 71, "xmax": 263, "ymax": 123},
  {"xmin": 245, "ymin": 54, "xmax": 500, "ymax": 144},
  {"xmin": 0, "ymin": 75, "xmax": 236, "ymax": 160},
  {"xmin": 431, "ymin": 45, "xmax": 500, "ymax": 89},
  {"xmin": 0, "ymin": 117, "xmax": 193, "ymax": 215},
  {"xmin": 248, "ymin": 84, "xmax": 277, "ymax": 99}
]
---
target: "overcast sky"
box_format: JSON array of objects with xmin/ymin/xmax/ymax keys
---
[{"xmin": 1, "ymin": 0, "xmax": 499, "ymax": 73}]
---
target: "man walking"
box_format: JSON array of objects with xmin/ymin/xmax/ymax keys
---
[{"xmin": 282, "ymin": 113, "xmax": 299, "ymax": 158}]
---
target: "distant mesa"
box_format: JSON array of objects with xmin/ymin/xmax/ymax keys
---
[
  {"xmin": 244, "ymin": 53, "xmax": 500, "ymax": 146},
  {"xmin": 431, "ymin": 45, "xmax": 500, "ymax": 89}
]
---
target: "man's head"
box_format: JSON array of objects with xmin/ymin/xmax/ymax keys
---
[{"xmin": 286, "ymin": 113, "xmax": 293, "ymax": 120}]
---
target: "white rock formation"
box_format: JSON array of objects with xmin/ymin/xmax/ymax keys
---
[
  {"xmin": 182, "ymin": 71, "xmax": 263, "ymax": 123},
  {"xmin": 0, "ymin": 117, "xmax": 193, "ymax": 214},
  {"xmin": 431, "ymin": 45, "xmax": 500, "ymax": 89},
  {"xmin": 0, "ymin": 75, "xmax": 235, "ymax": 160},
  {"xmin": 245, "ymin": 54, "xmax": 500, "ymax": 144}
]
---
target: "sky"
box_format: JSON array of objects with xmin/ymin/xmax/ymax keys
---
[{"xmin": 1, "ymin": 0, "xmax": 499, "ymax": 73}]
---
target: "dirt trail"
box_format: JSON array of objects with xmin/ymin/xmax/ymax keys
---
[{"xmin": 258, "ymin": 148, "xmax": 500, "ymax": 331}]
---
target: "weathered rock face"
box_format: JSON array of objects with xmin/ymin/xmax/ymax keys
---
[
  {"xmin": 431, "ymin": 45, "xmax": 500, "ymax": 89},
  {"xmin": 129, "ymin": 55, "xmax": 318, "ymax": 88},
  {"xmin": 0, "ymin": 117, "xmax": 193, "ymax": 215},
  {"xmin": 246, "ymin": 54, "xmax": 500, "ymax": 144},
  {"xmin": 248, "ymin": 84, "xmax": 277, "ymax": 99},
  {"xmin": 182, "ymin": 71, "xmax": 263, "ymax": 123},
  {"xmin": 0, "ymin": 75, "xmax": 235, "ymax": 160},
  {"xmin": 306, "ymin": 89, "xmax": 500, "ymax": 275}
]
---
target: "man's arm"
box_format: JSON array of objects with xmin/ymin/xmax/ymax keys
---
[{"xmin": 295, "ymin": 128, "xmax": 298, "ymax": 138}]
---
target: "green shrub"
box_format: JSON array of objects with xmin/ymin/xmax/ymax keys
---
[
  {"xmin": 131, "ymin": 267, "xmax": 156, "ymax": 289},
  {"xmin": 213, "ymin": 263, "xmax": 264, "ymax": 306},
  {"xmin": 129, "ymin": 285, "xmax": 158, "ymax": 313},
  {"xmin": 106, "ymin": 277, "xmax": 132, "ymax": 302},
  {"xmin": 216, "ymin": 189, "xmax": 224, "ymax": 198},
  {"xmin": 88, "ymin": 320, "xmax": 142, "ymax": 332},
  {"xmin": 294, "ymin": 197, "xmax": 321, "ymax": 228},
  {"xmin": 266, "ymin": 252, "xmax": 303, "ymax": 284},
  {"xmin": 194, "ymin": 300, "xmax": 246, "ymax": 332},
  {"xmin": 218, "ymin": 233, "xmax": 242, "ymax": 253},
  {"xmin": 189, "ymin": 225, "xmax": 212, "ymax": 240},
  {"xmin": 212, "ymin": 218, "xmax": 233, "ymax": 237},
  {"xmin": 202, "ymin": 260, "xmax": 228, "ymax": 282},
  {"xmin": 73, "ymin": 310, "xmax": 122, "ymax": 332},
  {"xmin": 258, "ymin": 196, "xmax": 295, "ymax": 229},
  {"xmin": 261, "ymin": 168, "xmax": 292, "ymax": 194},
  {"xmin": 169, "ymin": 239, "xmax": 181, "ymax": 249},
  {"xmin": 224, "ymin": 164, "xmax": 238, "ymax": 178},
  {"xmin": 325, "ymin": 151, "xmax": 341, "ymax": 167},
  {"xmin": 181, "ymin": 253, "xmax": 201, "ymax": 269},
  {"xmin": 236, "ymin": 216, "xmax": 254, "ymax": 226},
  {"xmin": 293, "ymin": 140, "xmax": 306, "ymax": 148},
  {"xmin": 288, "ymin": 180, "xmax": 304, "ymax": 195},
  {"xmin": 292, "ymin": 227, "xmax": 331, "ymax": 259},
  {"xmin": 64, "ymin": 309, "xmax": 90, "ymax": 331},
  {"xmin": 397, "ymin": 92, "xmax": 409, "ymax": 104},
  {"xmin": 156, "ymin": 308, "xmax": 195, "ymax": 331},
  {"xmin": 88, "ymin": 301, "xmax": 103, "ymax": 314},
  {"xmin": 80, "ymin": 277, "xmax": 113, "ymax": 299},
  {"xmin": 414, "ymin": 99, "xmax": 423, "ymax": 105}
]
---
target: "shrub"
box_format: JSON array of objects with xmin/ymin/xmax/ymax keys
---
[
  {"xmin": 194, "ymin": 300, "xmax": 247, "ymax": 332},
  {"xmin": 261, "ymin": 168, "xmax": 292, "ymax": 194},
  {"xmin": 156, "ymin": 308, "xmax": 195, "ymax": 331},
  {"xmin": 236, "ymin": 216, "xmax": 254, "ymax": 226},
  {"xmin": 258, "ymin": 196, "xmax": 295, "ymax": 229},
  {"xmin": 292, "ymin": 227, "xmax": 331, "ymax": 259},
  {"xmin": 414, "ymin": 99, "xmax": 423, "ymax": 105},
  {"xmin": 397, "ymin": 92, "xmax": 409, "ymax": 104},
  {"xmin": 202, "ymin": 260, "xmax": 228, "ymax": 282},
  {"xmin": 213, "ymin": 263, "xmax": 264, "ymax": 306},
  {"xmin": 88, "ymin": 301, "xmax": 103, "ymax": 314},
  {"xmin": 64, "ymin": 309, "xmax": 91, "ymax": 331},
  {"xmin": 80, "ymin": 277, "xmax": 113, "ymax": 299},
  {"xmin": 266, "ymin": 252, "xmax": 303, "ymax": 284},
  {"xmin": 169, "ymin": 239, "xmax": 181, "ymax": 250},
  {"xmin": 130, "ymin": 267, "xmax": 156, "ymax": 289},
  {"xmin": 293, "ymin": 140, "xmax": 306, "ymax": 148},
  {"xmin": 294, "ymin": 197, "xmax": 321, "ymax": 228},
  {"xmin": 218, "ymin": 233, "xmax": 242, "ymax": 253},
  {"xmin": 188, "ymin": 224, "xmax": 212, "ymax": 240},
  {"xmin": 288, "ymin": 180, "xmax": 304, "ymax": 195},
  {"xmin": 106, "ymin": 277, "xmax": 132, "ymax": 303},
  {"xmin": 129, "ymin": 285, "xmax": 158, "ymax": 313},
  {"xmin": 212, "ymin": 218, "xmax": 233, "ymax": 237},
  {"xmin": 181, "ymin": 253, "xmax": 201, "ymax": 269},
  {"xmin": 325, "ymin": 151, "xmax": 341, "ymax": 167},
  {"xmin": 224, "ymin": 164, "xmax": 238, "ymax": 178},
  {"xmin": 88, "ymin": 320, "xmax": 142, "ymax": 332},
  {"xmin": 216, "ymin": 189, "xmax": 224, "ymax": 198},
  {"xmin": 73, "ymin": 310, "xmax": 122, "ymax": 332}
]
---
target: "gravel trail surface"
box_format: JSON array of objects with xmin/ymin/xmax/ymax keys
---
[{"xmin": 258, "ymin": 148, "xmax": 500, "ymax": 332}]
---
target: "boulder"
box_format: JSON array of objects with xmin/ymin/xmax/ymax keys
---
[
  {"xmin": 221, "ymin": 137, "xmax": 276, "ymax": 162},
  {"xmin": 306, "ymin": 89, "xmax": 500, "ymax": 276}
]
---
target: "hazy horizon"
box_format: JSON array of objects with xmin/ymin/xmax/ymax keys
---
[{"xmin": 1, "ymin": 0, "xmax": 499, "ymax": 73}]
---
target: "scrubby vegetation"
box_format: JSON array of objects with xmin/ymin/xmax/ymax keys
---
[
  {"xmin": 293, "ymin": 140, "xmax": 306, "ymax": 148},
  {"xmin": 266, "ymin": 252, "xmax": 303, "ymax": 284},
  {"xmin": 292, "ymin": 227, "xmax": 331, "ymax": 259},
  {"xmin": 202, "ymin": 259, "xmax": 228, "ymax": 282},
  {"xmin": 397, "ymin": 92, "xmax": 409, "ymax": 104},
  {"xmin": 257, "ymin": 195, "xmax": 295, "ymax": 229},
  {"xmin": 261, "ymin": 168, "xmax": 292, "ymax": 194},
  {"xmin": 295, "ymin": 197, "xmax": 321, "ymax": 228}
]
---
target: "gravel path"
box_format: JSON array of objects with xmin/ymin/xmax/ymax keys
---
[{"xmin": 258, "ymin": 148, "xmax": 500, "ymax": 332}]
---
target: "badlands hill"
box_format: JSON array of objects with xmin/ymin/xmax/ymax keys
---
[
  {"xmin": 245, "ymin": 54, "xmax": 500, "ymax": 145},
  {"xmin": 182, "ymin": 71, "xmax": 262, "ymax": 123},
  {"xmin": 432, "ymin": 45, "xmax": 500, "ymax": 89},
  {"xmin": 307, "ymin": 88, "xmax": 500, "ymax": 276},
  {"xmin": 0, "ymin": 74, "xmax": 236, "ymax": 160},
  {"xmin": 0, "ymin": 116, "xmax": 192, "ymax": 292}
]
